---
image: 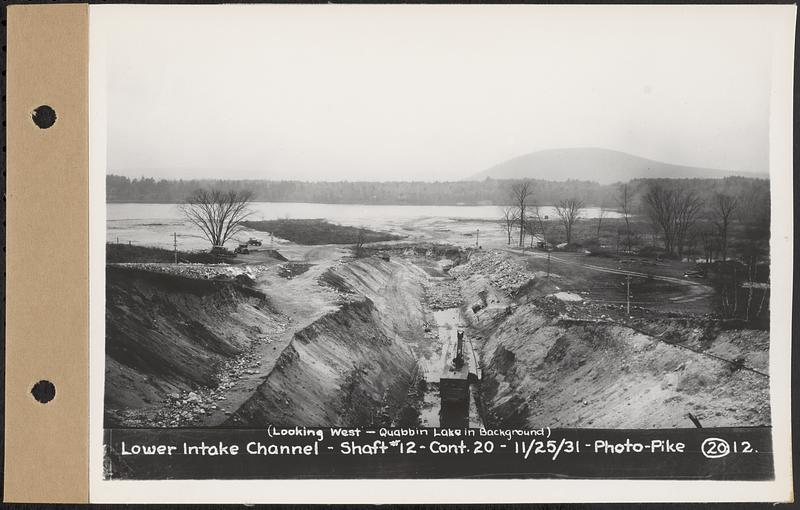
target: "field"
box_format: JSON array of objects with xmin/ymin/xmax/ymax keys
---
[
  {"xmin": 242, "ymin": 219, "xmax": 404, "ymax": 245},
  {"xmin": 106, "ymin": 243, "xmax": 220, "ymax": 264}
]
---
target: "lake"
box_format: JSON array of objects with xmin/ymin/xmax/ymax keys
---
[{"xmin": 107, "ymin": 202, "xmax": 622, "ymax": 250}]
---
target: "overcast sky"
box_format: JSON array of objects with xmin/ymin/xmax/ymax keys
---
[{"xmin": 96, "ymin": 5, "xmax": 778, "ymax": 182}]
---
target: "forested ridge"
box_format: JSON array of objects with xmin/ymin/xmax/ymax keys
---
[{"xmin": 107, "ymin": 174, "xmax": 767, "ymax": 207}]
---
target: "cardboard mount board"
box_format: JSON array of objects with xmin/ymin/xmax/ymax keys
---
[
  {"xmin": 5, "ymin": 3, "xmax": 89, "ymax": 503},
  {"xmin": 2, "ymin": 3, "xmax": 796, "ymax": 504}
]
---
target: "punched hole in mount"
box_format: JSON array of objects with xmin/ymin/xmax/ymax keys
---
[
  {"xmin": 31, "ymin": 380, "xmax": 56, "ymax": 404},
  {"xmin": 31, "ymin": 105, "xmax": 57, "ymax": 129}
]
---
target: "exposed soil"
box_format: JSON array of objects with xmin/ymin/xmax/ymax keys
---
[
  {"xmin": 227, "ymin": 256, "xmax": 433, "ymax": 426},
  {"xmin": 104, "ymin": 266, "xmax": 288, "ymax": 427},
  {"xmin": 105, "ymin": 239, "xmax": 770, "ymax": 431},
  {"xmin": 453, "ymin": 250, "xmax": 770, "ymax": 428},
  {"xmin": 226, "ymin": 298, "xmax": 417, "ymax": 427},
  {"xmin": 477, "ymin": 310, "xmax": 769, "ymax": 428}
]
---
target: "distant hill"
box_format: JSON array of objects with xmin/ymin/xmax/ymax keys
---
[{"xmin": 471, "ymin": 148, "xmax": 766, "ymax": 184}]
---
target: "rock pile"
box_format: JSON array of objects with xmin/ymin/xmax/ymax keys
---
[
  {"xmin": 425, "ymin": 279, "xmax": 462, "ymax": 310},
  {"xmin": 531, "ymin": 296, "xmax": 655, "ymax": 323},
  {"xmin": 111, "ymin": 262, "xmax": 272, "ymax": 281},
  {"xmin": 450, "ymin": 250, "xmax": 536, "ymax": 295}
]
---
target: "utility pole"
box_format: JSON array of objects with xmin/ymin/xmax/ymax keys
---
[
  {"xmin": 547, "ymin": 250, "xmax": 551, "ymax": 278},
  {"xmin": 173, "ymin": 232, "xmax": 178, "ymax": 264},
  {"xmin": 626, "ymin": 273, "xmax": 631, "ymax": 316}
]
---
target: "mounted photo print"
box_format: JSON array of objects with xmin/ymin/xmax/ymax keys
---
[
  {"xmin": 87, "ymin": 4, "xmax": 795, "ymax": 504},
  {"xmin": 4, "ymin": 2, "xmax": 795, "ymax": 505}
]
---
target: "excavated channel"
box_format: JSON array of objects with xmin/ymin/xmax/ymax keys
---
[
  {"xmin": 106, "ymin": 252, "xmax": 489, "ymax": 429},
  {"xmin": 417, "ymin": 307, "xmax": 484, "ymax": 428}
]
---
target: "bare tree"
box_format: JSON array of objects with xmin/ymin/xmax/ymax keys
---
[
  {"xmin": 711, "ymin": 193, "xmax": 739, "ymax": 261},
  {"xmin": 181, "ymin": 189, "xmax": 254, "ymax": 249},
  {"xmin": 500, "ymin": 206, "xmax": 517, "ymax": 245},
  {"xmin": 683, "ymin": 227, "xmax": 701, "ymax": 262},
  {"xmin": 642, "ymin": 182, "xmax": 703, "ymax": 257},
  {"xmin": 730, "ymin": 186, "xmax": 770, "ymax": 322},
  {"xmin": 735, "ymin": 184, "xmax": 770, "ymax": 281},
  {"xmin": 525, "ymin": 221, "xmax": 537, "ymax": 248},
  {"xmin": 532, "ymin": 205, "xmax": 552, "ymax": 277},
  {"xmin": 673, "ymin": 189, "xmax": 704, "ymax": 258},
  {"xmin": 595, "ymin": 203, "xmax": 608, "ymax": 244},
  {"xmin": 643, "ymin": 183, "xmax": 676, "ymax": 253},
  {"xmin": 510, "ymin": 180, "xmax": 534, "ymax": 248},
  {"xmin": 354, "ymin": 228, "xmax": 367, "ymax": 258},
  {"xmin": 700, "ymin": 229, "xmax": 719, "ymax": 263},
  {"xmin": 554, "ymin": 198, "xmax": 584, "ymax": 245},
  {"xmin": 616, "ymin": 184, "xmax": 634, "ymax": 253}
]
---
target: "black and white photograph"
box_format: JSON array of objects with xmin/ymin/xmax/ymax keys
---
[{"xmin": 88, "ymin": 4, "xmax": 794, "ymax": 502}]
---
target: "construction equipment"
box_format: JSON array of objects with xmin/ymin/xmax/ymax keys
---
[
  {"xmin": 454, "ymin": 330, "xmax": 465, "ymax": 369},
  {"xmin": 440, "ymin": 329, "xmax": 470, "ymax": 404},
  {"xmin": 210, "ymin": 245, "xmax": 237, "ymax": 260}
]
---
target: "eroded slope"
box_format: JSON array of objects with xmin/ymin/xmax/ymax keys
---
[{"xmin": 105, "ymin": 266, "xmax": 284, "ymax": 426}]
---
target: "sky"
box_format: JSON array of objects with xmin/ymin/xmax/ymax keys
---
[{"xmin": 96, "ymin": 5, "xmax": 780, "ymax": 182}]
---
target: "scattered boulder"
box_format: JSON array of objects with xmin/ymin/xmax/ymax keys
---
[{"xmin": 425, "ymin": 279, "xmax": 463, "ymax": 310}]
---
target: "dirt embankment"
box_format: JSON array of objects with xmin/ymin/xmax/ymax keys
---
[
  {"xmin": 227, "ymin": 297, "xmax": 417, "ymax": 427},
  {"xmin": 227, "ymin": 256, "xmax": 429, "ymax": 427},
  {"xmin": 478, "ymin": 307, "xmax": 769, "ymax": 428},
  {"xmin": 320, "ymin": 257, "xmax": 431, "ymax": 341},
  {"xmin": 452, "ymin": 251, "xmax": 770, "ymax": 429},
  {"xmin": 106, "ymin": 252, "xmax": 429, "ymax": 428},
  {"xmin": 105, "ymin": 266, "xmax": 285, "ymax": 426}
]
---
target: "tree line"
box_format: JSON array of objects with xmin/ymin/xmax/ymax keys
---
[
  {"xmin": 500, "ymin": 178, "xmax": 770, "ymax": 322},
  {"xmin": 500, "ymin": 177, "xmax": 770, "ymax": 268},
  {"xmin": 106, "ymin": 174, "xmax": 766, "ymax": 208}
]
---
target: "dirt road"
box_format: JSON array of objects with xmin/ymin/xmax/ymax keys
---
[
  {"xmin": 495, "ymin": 248, "xmax": 715, "ymax": 311},
  {"xmin": 537, "ymin": 251, "xmax": 713, "ymax": 303}
]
